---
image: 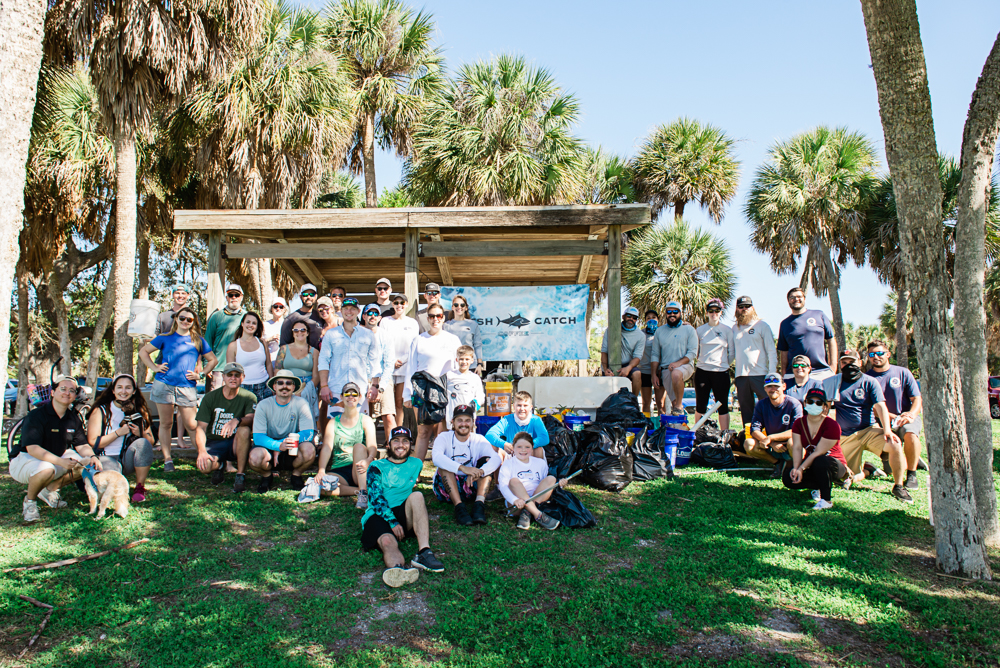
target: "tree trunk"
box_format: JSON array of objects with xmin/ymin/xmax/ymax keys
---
[
  {"xmin": 47, "ymin": 275, "xmax": 73, "ymax": 376},
  {"xmin": 799, "ymin": 247, "xmax": 814, "ymax": 291},
  {"xmin": 113, "ymin": 134, "xmax": 138, "ymax": 376},
  {"xmin": 85, "ymin": 272, "xmax": 115, "ymax": 391},
  {"xmin": 862, "ymin": 0, "xmax": 992, "ymax": 579},
  {"xmin": 0, "ymin": 0, "xmax": 46, "ymax": 394},
  {"xmin": 895, "ymin": 289, "xmax": 909, "ymax": 368},
  {"xmin": 952, "ymin": 32, "xmax": 1000, "ymax": 547},
  {"xmin": 15, "ymin": 264, "xmax": 31, "ymax": 417},
  {"xmin": 138, "ymin": 228, "xmax": 150, "ymax": 300},
  {"xmin": 362, "ymin": 111, "xmax": 378, "ymax": 207},
  {"xmin": 673, "ymin": 199, "xmax": 686, "ymax": 221},
  {"xmin": 818, "ymin": 243, "xmax": 847, "ymax": 353}
]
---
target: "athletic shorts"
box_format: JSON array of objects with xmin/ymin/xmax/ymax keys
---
[
  {"xmin": 432, "ymin": 456, "xmax": 493, "ymax": 504},
  {"xmin": 360, "ymin": 504, "xmax": 414, "ymax": 551},
  {"xmin": 206, "ymin": 438, "xmax": 235, "ymax": 464},
  {"xmin": 150, "ymin": 380, "xmax": 198, "ymax": 408},
  {"xmin": 894, "ymin": 416, "xmax": 922, "ymax": 437},
  {"xmin": 661, "ymin": 363, "xmax": 695, "ymax": 402},
  {"xmin": 330, "ymin": 463, "xmax": 357, "ymax": 487}
]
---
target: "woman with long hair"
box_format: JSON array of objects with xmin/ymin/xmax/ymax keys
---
[
  {"xmin": 317, "ymin": 296, "xmax": 341, "ymax": 336},
  {"xmin": 274, "ymin": 322, "xmax": 321, "ymax": 421},
  {"xmin": 226, "ymin": 311, "xmax": 274, "ymax": 401},
  {"xmin": 443, "ymin": 295, "xmax": 485, "ymax": 374},
  {"xmin": 139, "ymin": 306, "xmax": 219, "ymax": 472},
  {"xmin": 87, "ymin": 374, "xmax": 156, "ymax": 502}
]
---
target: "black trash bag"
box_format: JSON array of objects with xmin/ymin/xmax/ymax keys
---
[
  {"xmin": 720, "ymin": 429, "xmax": 738, "ymax": 447},
  {"xmin": 577, "ymin": 424, "xmax": 633, "ymax": 493},
  {"xmin": 537, "ymin": 487, "xmax": 597, "ymax": 529},
  {"xmin": 690, "ymin": 444, "xmax": 738, "ymax": 469},
  {"xmin": 542, "ymin": 415, "xmax": 579, "ymax": 479},
  {"xmin": 410, "ymin": 371, "xmax": 448, "ymax": 424},
  {"xmin": 631, "ymin": 426, "xmax": 669, "ymax": 482},
  {"xmin": 596, "ymin": 387, "xmax": 647, "ymax": 426},
  {"xmin": 695, "ymin": 419, "xmax": 722, "ymax": 444}
]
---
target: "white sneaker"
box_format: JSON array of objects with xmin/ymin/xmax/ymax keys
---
[
  {"xmin": 812, "ymin": 499, "xmax": 834, "ymax": 510},
  {"xmin": 810, "ymin": 490, "xmax": 821, "ymax": 502},
  {"xmin": 23, "ymin": 498, "xmax": 41, "ymax": 522},
  {"xmin": 37, "ymin": 488, "xmax": 67, "ymax": 509}
]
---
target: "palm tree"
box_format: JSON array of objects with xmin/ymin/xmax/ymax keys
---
[
  {"xmin": 325, "ymin": 0, "xmax": 443, "ymax": 207},
  {"xmin": 576, "ymin": 147, "xmax": 635, "ymax": 205},
  {"xmin": 622, "ymin": 218, "xmax": 736, "ymax": 326},
  {"xmin": 632, "ymin": 118, "xmax": 741, "ymax": 223},
  {"xmin": 403, "ymin": 54, "xmax": 587, "ymax": 206},
  {"xmin": 745, "ymin": 126, "xmax": 879, "ymax": 352}
]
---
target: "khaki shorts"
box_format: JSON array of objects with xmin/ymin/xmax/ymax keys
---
[
  {"xmin": 840, "ymin": 426, "xmax": 892, "ymax": 473},
  {"xmin": 661, "ymin": 363, "xmax": 695, "ymax": 403},
  {"xmin": 150, "ymin": 379, "xmax": 198, "ymax": 407},
  {"xmin": 369, "ymin": 376, "xmax": 396, "ymax": 419},
  {"xmin": 9, "ymin": 449, "xmax": 85, "ymax": 484}
]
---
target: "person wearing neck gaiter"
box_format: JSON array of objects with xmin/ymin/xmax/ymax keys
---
[
  {"xmin": 484, "ymin": 391, "xmax": 549, "ymax": 461},
  {"xmin": 205, "ymin": 283, "xmax": 247, "ymax": 390},
  {"xmin": 600, "ymin": 306, "xmax": 645, "ymax": 396},
  {"xmin": 832, "ymin": 350, "xmax": 912, "ymax": 504}
]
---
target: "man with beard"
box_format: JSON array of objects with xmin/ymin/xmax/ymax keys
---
[
  {"xmin": 280, "ymin": 284, "xmax": 325, "ymax": 349},
  {"xmin": 649, "ymin": 301, "xmax": 698, "ymax": 416},
  {"xmin": 732, "ymin": 296, "xmax": 777, "ymax": 427},
  {"xmin": 833, "ymin": 350, "xmax": 911, "ymax": 504},
  {"xmin": 864, "ymin": 340, "xmax": 923, "ymax": 490},
  {"xmin": 777, "ymin": 287, "xmax": 837, "ymax": 380},
  {"xmin": 362, "ymin": 426, "xmax": 445, "ymax": 587},
  {"xmin": 431, "ymin": 405, "xmax": 501, "ymax": 526},
  {"xmin": 250, "ymin": 370, "xmax": 316, "ymax": 494}
]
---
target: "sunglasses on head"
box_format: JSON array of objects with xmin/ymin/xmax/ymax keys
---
[
  {"xmin": 868, "ymin": 351, "xmax": 887, "ymax": 358},
  {"xmin": 342, "ymin": 390, "xmax": 360, "ymax": 398},
  {"xmin": 791, "ymin": 363, "xmax": 809, "ymax": 369},
  {"xmin": 177, "ymin": 315, "xmax": 194, "ymax": 323},
  {"xmin": 301, "ymin": 291, "xmax": 316, "ymax": 297},
  {"xmin": 665, "ymin": 310, "xmax": 680, "ymax": 315}
]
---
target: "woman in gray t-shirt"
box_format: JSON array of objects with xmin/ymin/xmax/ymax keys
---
[{"xmin": 694, "ymin": 299, "xmax": 736, "ymax": 430}]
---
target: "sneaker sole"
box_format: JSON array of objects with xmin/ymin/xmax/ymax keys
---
[
  {"xmin": 410, "ymin": 559, "xmax": 444, "ymax": 573},
  {"xmin": 382, "ymin": 567, "xmax": 420, "ymax": 588},
  {"xmin": 540, "ymin": 521, "xmax": 560, "ymax": 531}
]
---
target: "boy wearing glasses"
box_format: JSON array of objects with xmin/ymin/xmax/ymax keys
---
[
  {"xmin": 649, "ymin": 300, "xmax": 698, "ymax": 416},
  {"xmin": 205, "ymin": 283, "xmax": 246, "ymax": 389},
  {"xmin": 864, "ymin": 340, "xmax": 923, "ymax": 489},
  {"xmin": 250, "ymin": 370, "xmax": 316, "ymax": 493},
  {"xmin": 732, "ymin": 295, "xmax": 777, "ymax": 427},
  {"xmin": 279, "ymin": 283, "xmax": 324, "ymax": 349}
]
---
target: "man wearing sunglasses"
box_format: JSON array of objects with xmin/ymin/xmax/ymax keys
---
[
  {"xmin": 279, "ymin": 283, "xmax": 325, "ymax": 349},
  {"xmin": 263, "ymin": 297, "xmax": 288, "ymax": 362},
  {"xmin": 784, "ymin": 355, "xmax": 826, "ymax": 404},
  {"xmin": 732, "ymin": 295, "xmax": 777, "ymax": 427},
  {"xmin": 205, "ymin": 283, "xmax": 246, "ymax": 390},
  {"xmin": 600, "ymin": 306, "xmax": 645, "ymax": 397},
  {"xmin": 318, "ymin": 297, "xmax": 380, "ymax": 417},
  {"xmin": 864, "ymin": 340, "xmax": 923, "ymax": 490},
  {"xmin": 432, "ymin": 405, "xmax": 501, "ymax": 526},
  {"xmin": 650, "ymin": 301, "xmax": 698, "ymax": 416},
  {"xmin": 777, "ymin": 287, "xmax": 837, "ymax": 381},
  {"xmin": 373, "ymin": 278, "xmax": 395, "ymax": 315},
  {"xmin": 250, "ymin": 369, "xmax": 316, "ymax": 493},
  {"xmin": 416, "ymin": 282, "xmax": 452, "ymax": 334}
]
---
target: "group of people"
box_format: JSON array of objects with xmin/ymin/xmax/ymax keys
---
[{"xmin": 601, "ymin": 286, "xmax": 924, "ymax": 508}]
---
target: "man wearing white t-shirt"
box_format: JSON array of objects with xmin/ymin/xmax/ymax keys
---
[{"xmin": 431, "ymin": 405, "xmax": 501, "ymax": 526}]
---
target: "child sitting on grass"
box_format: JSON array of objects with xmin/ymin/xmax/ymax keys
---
[
  {"xmin": 445, "ymin": 345, "xmax": 485, "ymax": 430},
  {"xmin": 497, "ymin": 432, "xmax": 568, "ymax": 531}
]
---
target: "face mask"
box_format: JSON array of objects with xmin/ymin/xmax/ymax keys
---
[
  {"xmin": 841, "ymin": 363, "xmax": 863, "ymax": 384},
  {"xmin": 622, "ymin": 320, "xmax": 637, "ymax": 332},
  {"xmin": 804, "ymin": 403, "xmax": 824, "ymax": 416},
  {"xmin": 645, "ymin": 321, "xmax": 658, "ymax": 334}
]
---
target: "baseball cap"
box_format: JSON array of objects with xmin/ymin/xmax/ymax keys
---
[
  {"xmin": 221, "ymin": 362, "xmax": 245, "ymax": 375},
  {"xmin": 271, "ymin": 296, "xmax": 287, "ymax": 309},
  {"xmin": 342, "ymin": 297, "xmax": 360, "ymax": 308},
  {"xmin": 840, "ymin": 349, "xmax": 860, "ymax": 362},
  {"xmin": 805, "ymin": 387, "xmax": 827, "ymax": 404},
  {"xmin": 706, "ymin": 298, "xmax": 724, "ymax": 310},
  {"xmin": 316, "ymin": 296, "xmax": 334, "ymax": 308},
  {"xmin": 363, "ymin": 303, "xmax": 382, "ymax": 316},
  {"xmin": 389, "ymin": 426, "xmax": 413, "ymax": 442},
  {"xmin": 791, "ymin": 354, "xmax": 812, "ymax": 366},
  {"xmin": 763, "ymin": 373, "xmax": 783, "ymax": 387},
  {"xmin": 376, "ymin": 278, "xmax": 392, "ymax": 289},
  {"xmin": 424, "ymin": 282, "xmax": 441, "ymax": 293},
  {"xmin": 225, "ymin": 283, "xmax": 243, "ymax": 295},
  {"xmin": 391, "ymin": 292, "xmax": 408, "ymax": 303},
  {"xmin": 341, "ymin": 381, "xmax": 362, "ymax": 395},
  {"xmin": 736, "ymin": 296, "xmax": 753, "ymax": 308},
  {"xmin": 300, "ymin": 283, "xmax": 317, "ymax": 295},
  {"xmin": 453, "ymin": 404, "xmax": 476, "ymax": 418},
  {"xmin": 623, "ymin": 306, "xmax": 640, "ymax": 318},
  {"xmin": 665, "ymin": 301, "xmax": 682, "ymax": 311},
  {"xmin": 171, "ymin": 284, "xmax": 189, "ymax": 294}
]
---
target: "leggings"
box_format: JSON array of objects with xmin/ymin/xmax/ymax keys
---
[
  {"xmin": 735, "ymin": 375, "xmax": 767, "ymax": 426},
  {"xmin": 694, "ymin": 368, "xmax": 731, "ymax": 415},
  {"xmin": 99, "ymin": 438, "xmax": 154, "ymax": 477},
  {"xmin": 782, "ymin": 454, "xmax": 839, "ymax": 502}
]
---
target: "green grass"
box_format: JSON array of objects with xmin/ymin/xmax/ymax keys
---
[{"xmin": 1, "ymin": 420, "xmax": 999, "ymax": 667}]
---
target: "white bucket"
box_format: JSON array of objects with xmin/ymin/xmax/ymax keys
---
[{"xmin": 128, "ymin": 299, "xmax": 161, "ymax": 338}]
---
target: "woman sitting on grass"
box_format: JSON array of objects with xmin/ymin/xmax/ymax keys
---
[
  {"xmin": 784, "ymin": 387, "xmax": 851, "ymax": 510},
  {"xmin": 86, "ymin": 373, "xmax": 156, "ymax": 503},
  {"xmin": 497, "ymin": 432, "xmax": 568, "ymax": 531}
]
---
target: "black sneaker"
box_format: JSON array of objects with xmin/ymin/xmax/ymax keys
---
[
  {"xmin": 769, "ymin": 461, "xmax": 785, "ymax": 479},
  {"xmin": 881, "ymin": 454, "xmax": 893, "ymax": 477},
  {"xmin": 863, "ymin": 462, "xmax": 887, "ymax": 480},
  {"xmin": 257, "ymin": 474, "xmax": 273, "ymax": 494},
  {"xmin": 454, "ymin": 503, "xmax": 473, "ymax": 526},
  {"xmin": 211, "ymin": 467, "xmax": 225, "ymax": 486},
  {"xmin": 411, "ymin": 548, "xmax": 444, "ymax": 573},
  {"xmin": 290, "ymin": 474, "xmax": 306, "ymax": 492},
  {"xmin": 892, "ymin": 484, "xmax": 914, "ymax": 504},
  {"xmin": 485, "ymin": 488, "xmax": 504, "ymax": 503},
  {"xmin": 470, "ymin": 500, "xmax": 487, "ymax": 525},
  {"xmin": 904, "ymin": 470, "xmax": 919, "ymax": 490},
  {"xmin": 233, "ymin": 473, "xmax": 246, "ymax": 493},
  {"xmin": 917, "ymin": 457, "xmax": 929, "ymax": 471}
]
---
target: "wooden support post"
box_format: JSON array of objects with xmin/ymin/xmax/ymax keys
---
[
  {"xmin": 207, "ymin": 231, "xmax": 225, "ymax": 319},
  {"xmin": 607, "ymin": 225, "xmax": 622, "ymax": 370},
  {"xmin": 405, "ymin": 227, "xmax": 419, "ymax": 318}
]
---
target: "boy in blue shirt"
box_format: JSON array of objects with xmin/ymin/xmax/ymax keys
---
[{"xmin": 485, "ymin": 390, "xmax": 549, "ymax": 461}]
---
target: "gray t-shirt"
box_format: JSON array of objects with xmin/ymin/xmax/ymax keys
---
[
  {"xmin": 650, "ymin": 322, "xmax": 698, "ymax": 368},
  {"xmin": 638, "ymin": 330, "xmax": 657, "ymax": 374},
  {"xmin": 252, "ymin": 395, "xmax": 314, "ymax": 441},
  {"xmin": 155, "ymin": 309, "xmax": 177, "ymax": 337},
  {"xmin": 695, "ymin": 323, "xmax": 736, "ymax": 372},
  {"xmin": 601, "ymin": 326, "xmax": 646, "ymax": 368},
  {"xmin": 733, "ymin": 320, "xmax": 777, "ymax": 378}
]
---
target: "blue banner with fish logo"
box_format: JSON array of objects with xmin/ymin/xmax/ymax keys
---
[{"xmin": 440, "ymin": 285, "xmax": 590, "ymax": 361}]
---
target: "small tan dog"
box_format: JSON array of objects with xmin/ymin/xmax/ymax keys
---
[{"xmin": 84, "ymin": 470, "xmax": 130, "ymax": 519}]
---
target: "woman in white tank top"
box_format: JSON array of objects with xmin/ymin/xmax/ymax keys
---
[{"xmin": 226, "ymin": 311, "xmax": 275, "ymax": 401}]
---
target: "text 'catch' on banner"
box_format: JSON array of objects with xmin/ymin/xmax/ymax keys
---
[{"xmin": 440, "ymin": 285, "xmax": 590, "ymax": 361}]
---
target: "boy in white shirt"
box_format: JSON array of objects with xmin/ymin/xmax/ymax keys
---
[
  {"xmin": 498, "ymin": 432, "xmax": 568, "ymax": 531},
  {"xmin": 445, "ymin": 346, "xmax": 485, "ymax": 430},
  {"xmin": 431, "ymin": 405, "xmax": 501, "ymax": 526}
]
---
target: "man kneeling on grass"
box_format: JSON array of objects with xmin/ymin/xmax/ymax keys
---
[
  {"xmin": 362, "ymin": 427, "xmax": 445, "ymax": 587},
  {"xmin": 431, "ymin": 404, "xmax": 501, "ymax": 526},
  {"xmin": 195, "ymin": 363, "xmax": 256, "ymax": 493},
  {"xmin": 498, "ymin": 432, "xmax": 567, "ymax": 531},
  {"xmin": 250, "ymin": 370, "xmax": 316, "ymax": 494}
]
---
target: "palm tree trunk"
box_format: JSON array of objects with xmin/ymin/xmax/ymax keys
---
[
  {"xmin": 952, "ymin": 32, "xmax": 1000, "ymax": 547},
  {"xmin": 0, "ymin": 0, "xmax": 46, "ymax": 394},
  {"xmin": 362, "ymin": 111, "xmax": 378, "ymax": 207},
  {"xmin": 86, "ymin": 271, "xmax": 115, "ymax": 391},
  {"xmin": 895, "ymin": 289, "xmax": 909, "ymax": 368},
  {"xmin": 673, "ymin": 199, "xmax": 686, "ymax": 221},
  {"xmin": 15, "ymin": 264, "xmax": 31, "ymax": 417},
  {"xmin": 138, "ymin": 228, "xmax": 150, "ymax": 300},
  {"xmin": 113, "ymin": 134, "xmax": 138, "ymax": 376},
  {"xmin": 862, "ymin": 0, "xmax": 991, "ymax": 578},
  {"xmin": 818, "ymin": 243, "xmax": 846, "ymax": 353},
  {"xmin": 47, "ymin": 274, "xmax": 73, "ymax": 376},
  {"xmin": 799, "ymin": 248, "xmax": 813, "ymax": 292}
]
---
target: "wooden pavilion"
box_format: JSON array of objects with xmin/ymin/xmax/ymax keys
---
[{"xmin": 173, "ymin": 204, "xmax": 651, "ymax": 368}]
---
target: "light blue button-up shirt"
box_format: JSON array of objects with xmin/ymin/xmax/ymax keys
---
[
  {"xmin": 371, "ymin": 326, "xmax": 396, "ymax": 380},
  {"xmin": 318, "ymin": 324, "xmax": 379, "ymax": 395}
]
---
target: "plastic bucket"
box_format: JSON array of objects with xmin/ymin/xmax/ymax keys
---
[
  {"xmin": 127, "ymin": 299, "xmax": 160, "ymax": 338},
  {"xmin": 660, "ymin": 414, "xmax": 689, "ymax": 430},
  {"xmin": 485, "ymin": 381, "xmax": 513, "ymax": 417},
  {"xmin": 669, "ymin": 429, "xmax": 696, "ymax": 467},
  {"xmin": 663, "ymin": 433, "xmax": 679, "ymax": 467},
  {"xmin": 563, "ymin": 415, "xmax": 591, "ymax": 432},
  {"xmin": 626, "ymin": 426, "xmax": 644, "ymax": 446},
  {"xmin": 476, "ymin": 415, "xmax": 500, "ymax": 436}
]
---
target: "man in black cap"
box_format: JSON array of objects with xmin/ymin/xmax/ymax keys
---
[
  {"xmin": 732, "ymin": 295, "xmax": 777, "ymax": 427},
  {"xmin": 431, "ymin": 405, "xmax": 501, "ymax": 526},
  {"xmin": 416, "ymin": 282, "xmax": 452, "ymax": 334}
]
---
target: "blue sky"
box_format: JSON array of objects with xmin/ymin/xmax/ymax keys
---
[{"xmin": 317, "ymin": 0, "xmax": 1000, "ymax": 327}]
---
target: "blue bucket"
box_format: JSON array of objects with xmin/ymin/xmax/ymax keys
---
[
  {"xmin": 665, "ymin": 427, "xmax": 696, "ymax": 467},
  {"xmin": 663, "ymin": 432, "xmax": 679, "ymax": 467},
  {"xmin": 660, "ymin": 414, "xmax": 688, "ymax": 429},
  {"xmin": 563, "ymin": 415, "xmax": 591, "ymax": 432},
  {"xmin": 476, "ymin": 415, "xmax": 500, "ymax": 436}
]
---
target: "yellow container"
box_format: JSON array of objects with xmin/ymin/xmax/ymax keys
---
[{"xmin": 485, "ymin": 382, "xmax": 513, "ymax": 416}]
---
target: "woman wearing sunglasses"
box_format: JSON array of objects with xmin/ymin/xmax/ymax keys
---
[
  {"xmin": 443, "ymin": 296, "xmax": 485, "ymax": 375},
  {"xmin": 694, "ymin": 298, "xmax": 736, "ymax": 430},
  {"xmin": 784, "ymin": 387, "xmax": 850, "ymax": 510},
  {"xmin": 274, "ymin": 322, "xmax": 321, "ymax": 422},
  {"xmin": 316, "ymin": 382, "xmax": 378, "ymax": 509},
  {"xmin": 403, "ymin": 303, "xmax": 462, "ymax": 460},
  {"xmin": 139, "ymin": 306, "xmax": 219, "ymax": 472}
]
